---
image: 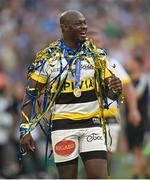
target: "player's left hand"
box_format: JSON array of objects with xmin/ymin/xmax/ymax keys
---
[{"xmin": 108, "ymin": 76, "xmax": 122, "ymax": 93}]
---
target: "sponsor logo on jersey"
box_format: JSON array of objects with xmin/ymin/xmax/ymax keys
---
[
  {"xmin": 51, "ymin": 63, "xmax": 94, "ymax": 73},
  {"xmin": 86, "ymin": 133, "xmax": 103, "ymax": 142},
  {"xmin": 52, "ymin": 78, "xmax": 95, "ymax": 93},
  {"xmin": 55, "ymin": 140, "xmax": 75, "ymax": 156}
]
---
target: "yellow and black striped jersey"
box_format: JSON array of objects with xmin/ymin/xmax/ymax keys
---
[{"xmin": 30, "ymin": 40, "xmax": 112, "ymax": 121}]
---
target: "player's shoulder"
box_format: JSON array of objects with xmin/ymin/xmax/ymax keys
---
[
  {"xmin": 87, "ymin": 39, "xmax": 107, "ymax": 55},
  {"xmin": 34, "ymin": 39, "xmax": 61, "ymax": 63},
  {"xmin": 96, "ymin": 48, "xmax": 107, "ymax": 55},
  {"xmin": 95, "ymin": 48, "xmax": 108, "ymax": 63}
]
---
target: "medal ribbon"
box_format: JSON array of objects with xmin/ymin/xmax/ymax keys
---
[{"xmin": 75, "ymin": 58, "xmax": 81, "ymax": 92}]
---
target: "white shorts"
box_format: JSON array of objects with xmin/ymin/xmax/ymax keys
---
[{"xmin": 51, "ymin": 127, "xmax": 107, "ymax": 163}]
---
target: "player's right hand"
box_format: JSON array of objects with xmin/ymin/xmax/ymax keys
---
[{"xmin": 20, "ymin": 133, "xmax": 36, "ymax": 152}]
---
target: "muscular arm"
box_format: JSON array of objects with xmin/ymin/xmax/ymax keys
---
[
  {"xmin": 123, "ymin": 82, "xmax": 141, "ymax": 125},
  {"xmin": 20, "ymin": 78, "xmax": 45, "ymax": 123}
]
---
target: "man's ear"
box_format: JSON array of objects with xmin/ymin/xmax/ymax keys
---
[{"xmin": 60, "ymin": 23, "xmax": 68, "ymax": 33}]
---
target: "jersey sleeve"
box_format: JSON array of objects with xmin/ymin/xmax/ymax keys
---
[
  {"xmin": 29, "ymin": 50, "xmax": 51, "ymax": 84},
  {"xmin": 30, "ymin": 60, "xmax": 48, "ymax": 84},
  {"xmin": 109, "ymin": 59, "xmax": 131, "ymax": 85}
]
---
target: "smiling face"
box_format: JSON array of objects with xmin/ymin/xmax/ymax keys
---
[
  {"xmin": 60, "ymin": 11, "xmax": 88, "ymax": 43},
  {"xmin": 69, "ymin": 14, "xmax": 87, "ymax": 43}
]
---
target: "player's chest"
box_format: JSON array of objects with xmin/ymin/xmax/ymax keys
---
[{"xmin": 50, "ymin": 57, "xmax": 95, "ymax": 80}]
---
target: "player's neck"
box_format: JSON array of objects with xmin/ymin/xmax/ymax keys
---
[{"xmin": 63, "ymin": 37, "xmax": 79, "ymax": 51}]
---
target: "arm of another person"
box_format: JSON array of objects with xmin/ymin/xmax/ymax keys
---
[{"xmin": 123, "ymin": 82, "xmax": 141, "ymax": 126}]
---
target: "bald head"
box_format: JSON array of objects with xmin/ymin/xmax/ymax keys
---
[
  {"xmin": 59, "ymin": 10, "xmax": 87, "ymax": 46},
  {"xmin": 60, "ymin": 10, "xmax": 85, "ymax": 25}
]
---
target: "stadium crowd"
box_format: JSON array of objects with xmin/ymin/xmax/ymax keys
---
[{"xmin": 0, "ymin": 0, "xmax": 150, "ymax": 178}]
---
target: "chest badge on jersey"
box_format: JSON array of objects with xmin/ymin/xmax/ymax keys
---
[{"xmin": 73, "ymin": 88, "xmax": 81, "ymax": 97}]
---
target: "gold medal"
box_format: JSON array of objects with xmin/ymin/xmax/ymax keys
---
[{"xmin": 73, "ymin": 88, "xmax": 81, "ymax": 97}]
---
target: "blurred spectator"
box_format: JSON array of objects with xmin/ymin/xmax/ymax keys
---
[
  {"xmin": 0, "ymin": 64, "xmax": 15, "ymax": 178},
  {"xmin": 124, "ymin": 51, "xmax": 150, "ymax": 179}
]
